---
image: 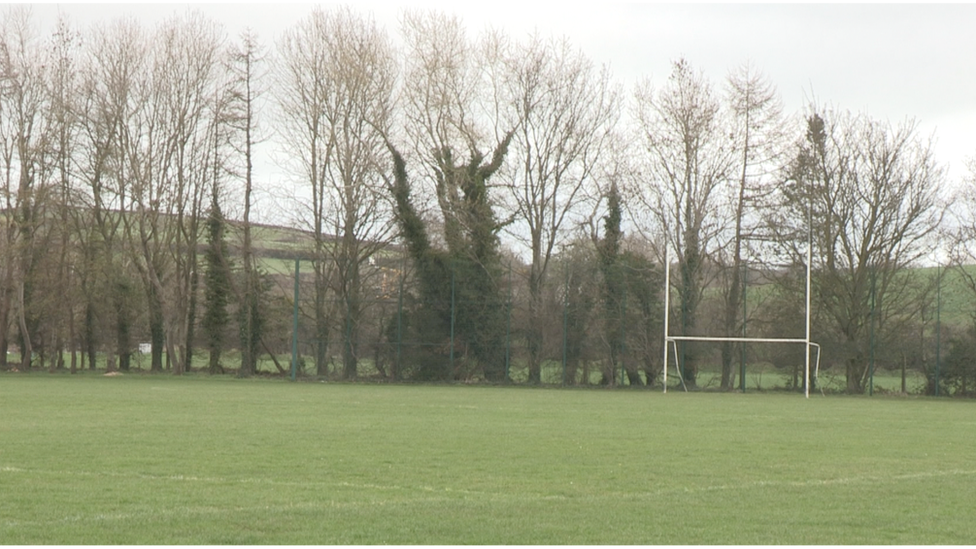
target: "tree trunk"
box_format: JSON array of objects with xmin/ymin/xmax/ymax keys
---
[
  {"xmin": 901, "ymin": 352, "xmax": 907, "ymax": 394},
  {"xmin": 148, "ymin": 287, "xmax": 165, "ymax": 372},
  {"xmin": 208, "ymin": 347, "xmax": 223, "ymax": 374},
  {"xmin": 185, "ymin": 252, "xmax": 199, "ymax": 373},
  {"xmin": 68, "ymin": 300, "xmax": 77, "ymax": 373},
  {"xmin": 0, "ymin": 284, "xmax": 10, "ymax": 369},
  {"xmin": 526, "ymin": 278, "xmax": 543, "ymax": 384},
  {"xmin": 240, "ymin": 288, "xmax": 259, "ymax": 377},
  {"xmin": 679, "ymin": 229, "xmax": 701, "ymax": 388},
  {"xmin": 17, "ymin": 280, "xmax": 33, "ymax": 371},
  {"xmin": 341, "ymin": 294, "xmax": 359, "ymax": 380},
  {"xmin": 116, "ymin": 310, "xmax": 131, "ymax": 372},
  {"xmin": 84, "ymin": 302, "xmax": 97, "ymax": 370},
  {"xmin": 314, "ymin": 269, "xmax": 330, "ymax": 377},
  {"xmin": 625, "ymin": 366, "xmax": 643, "ymax": 386},
  {"xmin": 721, "ymin": 260, "xmax": 742, "ymax": 390},
  {"xmin": 340, "ymin": 230, "xmax": 360, "ymax": 380},
  {"xmin": 846, "ymin": 355, "xmax": 865, "ymax": 394}
]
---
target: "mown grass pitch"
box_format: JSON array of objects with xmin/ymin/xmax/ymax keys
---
[{"xmin": 1, "ymin": 374, "xmax": 974, "ymax": 544}]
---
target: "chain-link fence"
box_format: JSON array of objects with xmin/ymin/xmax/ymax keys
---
[
  {"xmin": 254, "ymin": 253, "xmax": 975, "ymax": 396},
  {"xmin": 261, "ymin": 250, "xmax": 666, "ymax": 387}
]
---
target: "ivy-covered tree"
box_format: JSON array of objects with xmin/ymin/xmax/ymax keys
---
[
  {"xmin": 596, "ymin": 182, "xmax": 626, "ymax": 385},
  {"xmin": 387, "ymin": 11, "xmax": 516, "ymax": 382},
  {"xmin": 202, "ymin": 190, "xmax": 232, "ymax": 375},
  {"xmin": 385, "ymin": 135, "xmax": 513, "ymax": 381},
  {"xmin": 594, "ymin": 183, "xmax": 664, "ymax": 387}
]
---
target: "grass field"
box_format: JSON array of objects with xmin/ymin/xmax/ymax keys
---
[{"xmin": 2, "ymin": 374, "xmax": 975, "ymax": 544}]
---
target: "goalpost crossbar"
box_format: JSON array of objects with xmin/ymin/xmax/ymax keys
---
[
  {"xmin": 663, "ymin": 337, "xmax": 823, "ymax": 396},
  {"xmin": 666, "ymin": 336, "xmax": 808, "ymax": 344}
]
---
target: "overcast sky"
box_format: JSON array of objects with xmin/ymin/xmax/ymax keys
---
[{"xmin": 26, "ymin": 2, "xmax": 976, "ymax": 186}]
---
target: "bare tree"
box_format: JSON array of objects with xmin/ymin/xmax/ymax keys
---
[
  {"xmin": 501, "ymin": 34, "xmax": 619, "ymax": 384},
  {"xmin": 278, "ymin": 9, "xmax": 398, "ymax": 379},
  {"xmin": 165, "ymin": 15, "xmax": 223, "ymax": 374},
  {"xmin": 45, "ymin": 13, "xmax": 83, "ymax": 371},
  {"xmin": 73, "ymin": 16, "xmax": 144, "ymax": 371},
  {"xmin": 119, "ymin": 13, "xmax": 223, "ymax": 374},
  {"xmin": 225, "ymin": 28, "xmax": 266, "ymax": 376},
  {"xmin": 718, "ymin": 62, "xmax": 785, "ymax": 389},
  {"xmin": 776, "ymin": 108, "xmax": 945, "ymax": 393},
  {"xmin": 0, "ymin": 14, "xmax": 11, "ymax": 368},
  {"xmin": 277, "ymin": 11, "xmax": 339, "ymax": 376},
  {"xmin": 634, "ymin": 58, "xmax": 734, "ymax": 387},
  {"xmin": 325, "ymin": 11, "xmax": 396, "ymax": 380},
  {"xmin": 0, "ymin": 7, "xmax": 51, "ymax": 370}
]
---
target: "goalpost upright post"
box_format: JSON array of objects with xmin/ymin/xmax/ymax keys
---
[
  {"xmin": 804, "ymin": 198, "xmax": 812, "ymax": 399},
  {"xmin": 663, "ymin": 244, "xmax": 670, "ymax": 393}
]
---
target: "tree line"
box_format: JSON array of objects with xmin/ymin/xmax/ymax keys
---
[{"xmin": 2, "ymin": 6, "xmax": 975, "ymax": 395}]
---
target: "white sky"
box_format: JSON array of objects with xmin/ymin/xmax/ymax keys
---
[{"xmin": 24, "ymin": 2, "xmax": 976, "ymax": 193}]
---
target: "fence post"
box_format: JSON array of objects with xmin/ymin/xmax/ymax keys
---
[
  {"xmin": 741, "ymin": 263, "xmax": 747, "ymax": 392},
  {"xmin": 869, "ymin": 266, "xmax": 876, "ymax": 396},
  {"xmin": 620, "ymin": 279, "xmax": 627, "ymax": 386},
  {"xmin": 450, "ymin": 264, "xmax": 456, "ymax": 373},
  {"xmin": 936, "ymin": 264, "xmax": 942, "ymax": 396},
  {"xmin": 291, "ymin": 258, "xmax": 299, "ymax": 382},
  {"xmin": 562, "ymin": 266, "xmax": 568, "ymax": 385},
  {"xmin": 396, "ymin": 258, "xmax": 404, "ymax": 381},
  {"xmin": 506, "ymin": 261, "xmax": 512, "ymax": 383}
]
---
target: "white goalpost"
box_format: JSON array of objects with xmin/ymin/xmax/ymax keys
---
[{"xmin": 661, "ymin": 242, "xmax": 822, "ymax": 398}]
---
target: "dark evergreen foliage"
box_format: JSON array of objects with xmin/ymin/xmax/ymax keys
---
[
  {"xmin": 596, "ymin": 183, "xmax": 625, "ymax": 385},
  {"xmin": 202, "ymin": 195, "xmax": 232, "ymax": 375}
]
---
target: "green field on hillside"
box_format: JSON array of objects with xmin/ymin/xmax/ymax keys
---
[{"xmin": 1, "ymin": 375, "xmax": 974, "ymax": 544}]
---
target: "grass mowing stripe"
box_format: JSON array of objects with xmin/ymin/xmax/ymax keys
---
[
  {"xmin": 0, "ymin": 466, "xmax": 506, "ymax": 499},
  {"xmin": 561, "ymin": 467, "xmax": 976, "ymax": 502},
  {"xmin": 6, "ymin": 465, "xmax": 975, "ymax": 499},
  {"xmin": 1, "ymin": 497, "xmax": 463, "ymax": 530}
]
